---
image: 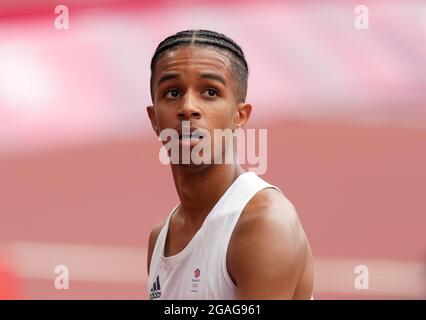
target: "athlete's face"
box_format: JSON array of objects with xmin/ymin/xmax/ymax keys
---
[{"xmin": 147, "ymin": 46, "xmax": 252, "ymax": 165}]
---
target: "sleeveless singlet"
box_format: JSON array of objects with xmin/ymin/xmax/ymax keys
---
[{"xmin": 148, "ymin": 172, "xmax": 284, "ymax": 300}]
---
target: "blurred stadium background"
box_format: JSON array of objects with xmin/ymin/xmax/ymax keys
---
[{"xmin": 0, "ymin": 0, "xmax": 425, "ymax": 299}]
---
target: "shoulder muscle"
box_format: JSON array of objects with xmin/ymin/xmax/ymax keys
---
[{"xmin": 228, "ymin": 188, "xmax": 309, "ymax": 299}]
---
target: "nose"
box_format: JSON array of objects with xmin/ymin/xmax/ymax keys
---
[{"xmin": 177, "ymin": 91, "xmax": 201, "ymax": 120}]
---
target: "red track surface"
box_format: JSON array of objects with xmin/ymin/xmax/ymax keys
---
[{"xmin": 1, "ymin": 120, "xmax": 425, "ymax": 299}]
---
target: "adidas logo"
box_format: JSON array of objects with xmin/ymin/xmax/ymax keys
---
[{"xmin": 149, "ymin": 275, "xmax": 162, "ymax": 300}]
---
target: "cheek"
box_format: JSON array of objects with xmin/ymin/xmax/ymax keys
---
[
  {"xmin": 154, "ymin": 105, "xmax": 174, "ymax": 123},
  {"xmin": 206, "ymin": 106, "xmax": 235, "ymax": 128}
]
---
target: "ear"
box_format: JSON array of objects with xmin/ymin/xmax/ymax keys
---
[
  {"xmin": 233, "ymin": 102, "xmax": 252, "ymax": 130},
  {"xmin": 146, "ymin": 105, "xmax": 159, "ymax": 136}
]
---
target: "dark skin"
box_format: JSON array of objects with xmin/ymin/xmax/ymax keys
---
[{"xmin": 146, "ymin": 46, "xmax": 313, "ymax": 299}]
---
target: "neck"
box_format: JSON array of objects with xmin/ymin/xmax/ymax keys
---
[{"xmin": 171, "ymin": 163, "xmax": 245, "ymax": 223}]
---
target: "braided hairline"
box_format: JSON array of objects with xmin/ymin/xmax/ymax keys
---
[
  {"xmin": 151, "ymin": 34, "xmax": 248, "ymax": 71},
  {"xmin": 150, "ymin": 30, "xmax": 248, "ymax": 102}
]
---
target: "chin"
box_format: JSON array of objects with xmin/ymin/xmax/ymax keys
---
[{"xmin": 177, "ymin": 162, "xmax": 212, "ymax": 170}]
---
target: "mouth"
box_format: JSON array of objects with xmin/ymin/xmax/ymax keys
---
[
  {"xmin": 178, "ymin": 127, "xmax": 205, "ymax": 141},
  {"xmin": 179, "ymin": 132, "xmax": 204, "ymax": 140}
]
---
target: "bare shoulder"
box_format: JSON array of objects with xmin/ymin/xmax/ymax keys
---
[
  {"xmin": 227, "ymin": 187, "xmax": 312, "ymax": 299},
  {"xmin": 147, "ymin": 218, "xmax": 167, "ymax": 275},
  {"xmin": 239, "ymin": 187, "xmax": 301, "ymax": 230},
  {"xmin": 233, "ymin": 188, "xmax": 304, "ymax": 244}
]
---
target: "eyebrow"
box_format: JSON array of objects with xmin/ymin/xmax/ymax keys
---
[
  {"xmin": 157, "ymin": 73, "xmax": 180, "ymax": 87},
  {"xmin": 200, "ymin": 72, "xmax": 226, "ymax": 86},
  {"xmin": 156, "ymin": 72, "xmax": 227, "ymax": 88}
]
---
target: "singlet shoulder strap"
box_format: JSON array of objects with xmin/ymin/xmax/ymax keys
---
[{"xmin": 149, "ymin": 204, "xmax": 179, "ymax": 272}]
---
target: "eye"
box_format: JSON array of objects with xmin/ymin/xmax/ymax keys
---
[
  {"xmin": 202, "ymin": 88, "xmax": 219, "ymax": 98},
  {"xmin": 165, "ymin": 89, "xmax": 181, "ymax": 99}
]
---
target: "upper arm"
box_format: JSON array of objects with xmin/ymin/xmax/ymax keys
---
[
  {"xmin": 227, "ymin": 189, "xmax": 309, "ymax": 299},
  {"xmin": 147, "ymin": 219, "xmax": 166, "ymax": 275}
]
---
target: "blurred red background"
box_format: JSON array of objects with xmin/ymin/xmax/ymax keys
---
[{"xmin": 0, "ymin": 0, "xmax": 425, "ymax": 299}]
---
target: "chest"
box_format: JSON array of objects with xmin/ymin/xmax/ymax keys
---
[{"xmin": 163, "ymin": 219, "xmax": 202, "ymax": 257}]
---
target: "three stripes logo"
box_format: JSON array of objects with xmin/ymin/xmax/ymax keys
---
[{"xmin": 149, "ymin": 275, "xmax": 162, "ymax": 300}]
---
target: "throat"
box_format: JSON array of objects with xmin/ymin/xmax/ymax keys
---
[
  {"xmin": 173, "ymin": 164, "xmax": 244, "ymax": 218},
  {"xmin": 164, "ymin": 211, "xmax": 204, "ymax": 257}
]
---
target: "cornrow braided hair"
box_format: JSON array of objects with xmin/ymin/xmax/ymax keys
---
[{"xmin": 150, "ymin": 29, "xmax": 249, "ymax": 102}]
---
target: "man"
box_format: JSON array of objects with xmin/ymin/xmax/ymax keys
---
[{"xmin": 146, "ymin": 30, "xmax": 313, "ymax": 299}]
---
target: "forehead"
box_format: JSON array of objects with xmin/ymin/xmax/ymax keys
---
[{"xmin": 153, "ymin": 46, "xmax": 234, "ymax": 80}]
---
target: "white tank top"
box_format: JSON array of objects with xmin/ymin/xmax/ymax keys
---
[{"xmin": 147, "ymin": 172, "xmax": 281, "ymax": 300}]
